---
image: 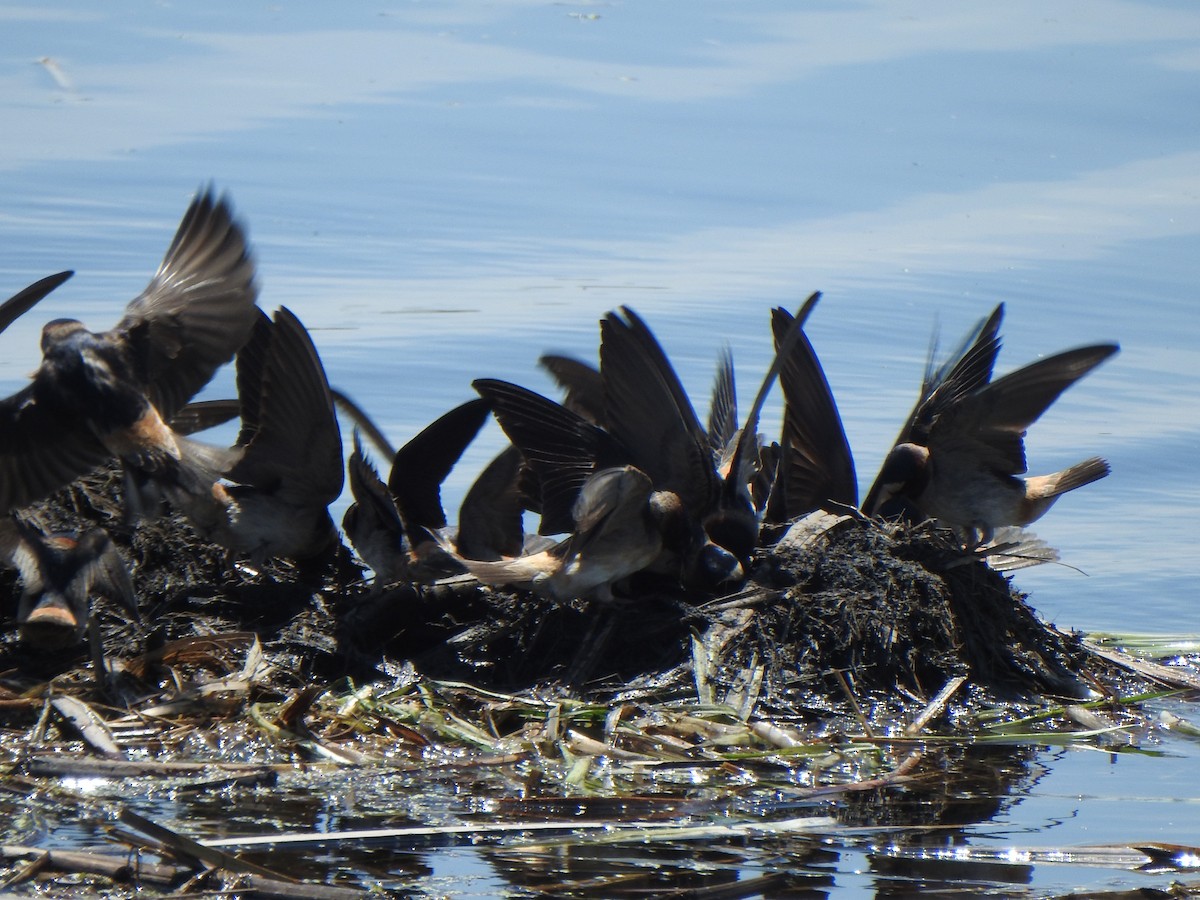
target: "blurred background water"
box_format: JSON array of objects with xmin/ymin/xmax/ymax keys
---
[{"xmin": 1, "ymin": 1, "xmax": 1198, "ymax": 895}]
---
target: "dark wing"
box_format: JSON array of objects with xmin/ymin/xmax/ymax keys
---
[
  {"xmin": 388, "ymin": 398, "xmax": 491, "ymax": 533},
  {"xmin": 539, "ymin": 354, "xmax": 606, "ymax": 424},
  {"xmin": 228, "ymin": 307, "xmax": 343, "ymax": 504},
  {"xmin": 76, "ymin": 529, "xmax": 140, "ymax": 621},
  {"xmin": 0, "ymin": 386, "xmax": 110, "ymax": 513},
  {"xmin": 232, "ymin": 308, "xmax": 273, "ymax": 447},
  {"xmin": 0, "ymin": 271, "xmax": 72, "ymax": 335},
  {"xmin": 706, "ymin": 292, "xmax": 822, "ymax": 556},
  {"xmin": 722, "ymin": 291, "xmax": 822, "ymax": 495},
  {"xmin": 599, "ymin": 307, "xmax": 717, "ymax": 514},
  {"xmin": 348, "ymin": 431, "xmax": 403, "ymax": 529},
  {"xmin": 770, "ymin": 301, "xmax": 857, "ymax": 517},
  {"xmin": 864, "ymin": 303, "xmax": 1003, "ymax": 514},
  {"xmin": 706, "ymin": 348, "xmax": 738, "ymax": 461},
  {"xmin": 473, "ymin": 378, "xmax": 621, "ymax": 536},
  {"xmin": 345, "ymin": 430, "xmax": 406, "ymax": 550},
  {"xmin": 457, "ymin": 444, "xmax": 526, "ymax": 560},
  {"xmin": 169, "ymin": 398, "xmax": 241, "ymax": 436},
  {"xmin": 908, "ymin": 303, "xmax": 1005, "ymax": 445},
  {"xmin": 331, "ymin": 388, "xmax": 396, "ymax": 459},
  {"xmin": 928, "ymin": 343, "xmax": 1119, "ymax": 476},
  {"xmin": 113, "ymin": 188, "xmax": 259, "ymax": 419}
]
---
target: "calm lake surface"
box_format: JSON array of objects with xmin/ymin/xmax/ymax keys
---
[{"xmin": 2, "ymin": 1, "xmax": 1199, "ymax": 896}]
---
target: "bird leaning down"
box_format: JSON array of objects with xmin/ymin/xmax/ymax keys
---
[
  {"xmin": 341, "ymin": 396, "xmax": 493, "ymax": 589},
  {"xmin": 0, "ymin": 517, "xmax": 138, "ymax": 650},
  {"xmin": 165, "ymin": 307, "xmax": 345, "ymax": 568},
  {"xmin": 445, "ymin": 293, "xmax": 826, "ymax": 603}
]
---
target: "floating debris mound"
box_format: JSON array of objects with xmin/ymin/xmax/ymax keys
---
[
  {"xmin": 4, "ymin": 463, "xmax": 1104, "ymax": 711},
  {"xmin": 342, "ymin": 518, "xmax": 1104, "ymax": 712},
  {"xmin": 738, "ymin": 516, "xmax": 1094, "ymax": 706}
]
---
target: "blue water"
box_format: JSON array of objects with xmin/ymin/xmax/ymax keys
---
[{"xmin": 2, "ymin": 2, "xmax": 1199, "ymax": 895}]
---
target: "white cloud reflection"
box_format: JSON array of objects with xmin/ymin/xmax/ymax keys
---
[{"xmin": 3, "ymin": 0, "xmax": 1200, "ymax": 165}]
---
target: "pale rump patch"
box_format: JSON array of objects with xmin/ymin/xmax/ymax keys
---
[{"xmin": 22, "ymin": 604, "xmax": 78, "ymax": 629}]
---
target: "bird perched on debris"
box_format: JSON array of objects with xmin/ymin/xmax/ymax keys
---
[
  {"xmin": 0, "ymin": 189, "xmax": 259, "ymax": 515},
  {"xmin": 340, "ymin": 397, "xmax": 492, "ymax": 587},
  {"xmin": 863, "ymin": 304, "xmax": 1005, "ymax": 520},
  {"xmin": 0, "ymin": 517, "xmax": 138, "ymax": 650},
  {"xmin": 343, "ymin": 432, "xmax": 408, "ymax": 588},
  {"xmin": 456, "ymin": 464, "xmax": 677, "ymax": 603},
  {"xmin": 866, "ymin": 338, "xmax": 1119, "ymax": 547},
  {"xmin": 169, "ymin": 307, "xmax": 344, "ymax": 566},
  {"xmin": 447, "ymin": 377, "xmax": 688, "ymax": 603},
  {"xmin": 599, "ymin": 297, "xmax": 818, "ymax": 579}
]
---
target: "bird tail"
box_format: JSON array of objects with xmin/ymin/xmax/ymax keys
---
[
  {"xmin": 430, "ymin": 530, "xmax": 556, "ymax": 588},
  {"xmin": 1044, "ymin": 456, "xmax": 1110, "ymax": 497},
  {"xmin": 173, "ymin": 435, "xmax": 243, "ymax": 494},
  {"xmin": 123, "ymin": 435, "xmax": 242, "ymax": 521}
]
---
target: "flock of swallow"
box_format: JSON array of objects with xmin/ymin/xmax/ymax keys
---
[{"xmin": 0, "ymin": 188, "xmax": 1119, "ymax": 652}]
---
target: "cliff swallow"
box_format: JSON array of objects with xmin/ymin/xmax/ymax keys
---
[
  {"xmin": 171, "ymin": 307, "xmax": 344, "ymax": 565},
  {"xmin": 764, "ymin": 302, "xmax": 857, "ymax": 521},
  {"xmin": 0, "ymin": 189, "xmax": 259, "ymax": 514},
  {"xmin": 461, "ymin": 379, "xmax": 689, "ymax": 600},
  {"xmin": 0, "ymin": 517, "xmax": 138, "ymax": 650},
  {"xmin": 529, "ymin": 299, "xmax": 821, "ymax": 587},
  {"xmin": 867, "ymin": 341, "xmax": 1119, "ymax": 546},
  {"xmin": 342, "ymin": 431, "xmax": 408, "ymax": 588},
  {"xmin": 341, "ymin": 398, "xmax": 492, "ymax": 585},
  {"xmin": 451, "ymin": 464, "xmax": 679, "ymax": 603},
  {"xmin": 863, "ymin": 304, "xmax": 1004, "ymax": 517},
  {"xmin": 596, "ymin": 307, "xmax": 743, "ymax": 588}
]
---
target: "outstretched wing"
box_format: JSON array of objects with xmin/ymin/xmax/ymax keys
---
[{"xmin": 114, "ymin": 188, "xmax": 259, "ymax": 418}]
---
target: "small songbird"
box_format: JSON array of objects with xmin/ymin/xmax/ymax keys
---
[
  {"xmin": 441, "ymin": 463, "xmax": 677, "ymax": 603},
  {"xmin": 697, "ymin": 294, "xmax": 821, "ymax": 562},
  {"xmin": 866, "ymin": 340, "xmax": 1119, "ymax": 547},
  {"xmin": 340, "ymin": 397, "xmax": 492, "ymax": 586},
  {"xmin": 862, "ymin": 304, "xmax": 1004, "ymax": 519},
  {"xmin": 0, "ymin": 518, "xmax": 138, "ymax": 650},
  {"xmin": 170, "ymin": 307, "xmax": 344, "ymax": 566},
  {"xmin": 466, "ymin": 378, "xmax": 716, "ymax": 601},
  {"xmin": 343, "ymin": 431, "xmax": 408, "ymax": 588},
  {"xmin": 0, "ymin": 189, "xmax": 259, "ymax": 515}
]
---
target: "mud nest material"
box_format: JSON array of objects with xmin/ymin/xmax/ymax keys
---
[{"xmin": 3, "ymin": 465, "xmax": 1097, "ymax": 709}]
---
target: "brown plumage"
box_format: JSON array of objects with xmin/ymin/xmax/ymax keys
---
[
  {"xmin": 170, "ymin": 307, "xmax": 344, "ymax": 565},
  {"xmin": 868, "ymin": 342, "xmax": 1118, "ymax": 546},
  {"xmin": 0, "ymin": 517, "xmax": 137, "ymax": 650},
  {"xmin": 0, "ymin": 189, "xmax": 259, "ymax": 514}
]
